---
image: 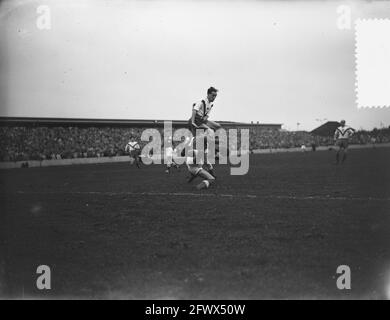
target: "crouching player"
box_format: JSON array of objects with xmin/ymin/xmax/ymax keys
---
[{"xmin": 186, "ymin": 149, "xmax": 215, "ymax": 190}]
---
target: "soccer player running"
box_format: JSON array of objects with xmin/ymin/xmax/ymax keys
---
[
  {"xmin": 125, "ymin": 136, "xmax": 141, "ymax": 168},
  {"xmin": 188, "ymin": 87, "xmax": 221, "ymax": 178},
  {"xmin": 334, "ymin": 120, "xmax": 355, "ymax": 164}
]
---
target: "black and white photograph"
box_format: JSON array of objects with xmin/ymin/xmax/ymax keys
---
[{"xmin": 0, "ymin": 0, "xmax": 390, "ymax": 304}]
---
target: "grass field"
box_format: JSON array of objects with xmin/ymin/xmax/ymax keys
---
[{"xmin": 0, "ymin": 147, "xmax": 389, "ymax": 299}]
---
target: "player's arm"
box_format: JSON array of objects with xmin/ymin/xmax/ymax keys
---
[
  {"xmin": 125, "ymin": 144, "xmax": 130, "ymax": 152},
  {"xmin": 334, "ymin": 130, "xmax": 339, "ymax": 141},
  {"xmin": 190, "ymin": 109, "xmax": 199, "ymax": 128},
  {"xmin": 191, "ymin": 101, "xmax": 204, "ymax": 128}
]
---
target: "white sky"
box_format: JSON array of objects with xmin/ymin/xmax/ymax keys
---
[{"xmin": 1, "ymin": 0, "xmax": 390, "ymax": 131}]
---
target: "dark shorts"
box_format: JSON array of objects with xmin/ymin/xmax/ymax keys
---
[
  {"xmin": 188, "ymin": 117, "xmax": 221, "ymax": 135},
  {"xmin": 188, "ymin": 115, "xmax": 205, "ymax": 126},
  {"xmin": 130, "ymin": 149, "xmax": 141, "ymax": 158},
  {"xmin": 336, "ymin": 139, "xmax": 349, "ymax": 149}
]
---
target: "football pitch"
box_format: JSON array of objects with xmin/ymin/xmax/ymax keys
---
[{"xmin": 0, "ymin": 147, "xmax": 389, "ymax": 299}]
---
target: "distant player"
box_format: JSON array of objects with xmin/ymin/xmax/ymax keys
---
[
  {"xmin": 164, "ymin": 137, "xmax": 180, "ymax": 174},
  {"xmin": 334, "ymin": 120, "xmax": 355, "ymax": 164},
  {"xmin": 186, "ymin": 149, "xmax": 215, "ymax": 190},
  {"xmin": 125, "ymin": 136, "xmax": 141, "ymax": 168}
]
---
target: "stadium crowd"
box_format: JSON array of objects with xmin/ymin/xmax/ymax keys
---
[
  {"xmin": 0, "ymin": 125, "xmax": 389, "ymax": 162},
  {"xmin": 0, "ymin": 126, "xmax": 143, "ymax": 162}
]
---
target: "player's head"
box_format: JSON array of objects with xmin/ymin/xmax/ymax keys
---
[
  {"xmin": 207, "ymin": 87, "xmax": 218, "ymax": 102},
  {"xmin": 340, "ymin": 120, "xmax": 346, "ymax": 127}
]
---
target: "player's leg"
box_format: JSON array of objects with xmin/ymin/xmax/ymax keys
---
[
  {"xmin": 192, "ymin": 116, "xmax": 215, "ymax": 138},
  {"xmin": 187, "ymin": 172, "xmax": 197, "ymax": 183},
  {"xmin": 187, "ymin": 165, "xmax": 200, "ymax": 183},
  {"xmin": 341, "ymin": 143, "xmax": 348, "ymax": 163},
  {"xmin": 204, "ymin": 134, "xmax": 220, "ymax": 165},
  {"xmin": 135, "ymin": 150, "xmax": 141, "ymax": 168},
  {"xmin": 342, "ymin": 149, "xmax": 347, "ymax": 163},
  {"xmin": 197, "ymin": 123, "xmax": 214, "ymax": 136},
  {"xmin": 335, "ymin": 141, "xmax": 341, "ymax": 164},
  {"xmin": 204, "ymin": 162, "xmax": 216, "ymax": 179},
  {"xmin": 205, "ymin": 120, "xmax": 221, "ymax": 132},
  {"xmin": 166, "ymin": 157, "xmax": 175, "ymax": 173},
  {"xmin": 196, "ymin": 169, "xmax": 215, "ymax": 190},
  {"xmin": 129, "ymin": 155, "xmax": 134, "ymax": 165},
  {"xmin": 189, "ymin": 118, "xmax": 211, "ymax": 136},
  {"xmin": 172, "ymin": 159, "xmax": 180, "ymax": 170},
  {"xmin": 129, "ymin": 151, "xmax": 135, "ymax": 165}
]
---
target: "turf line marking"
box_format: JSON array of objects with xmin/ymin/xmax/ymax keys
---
[{"xmin": 10, "ymin": 191, "xmax": 390, "ymax": 201}]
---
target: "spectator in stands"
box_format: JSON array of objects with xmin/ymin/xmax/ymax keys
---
[{"xmin": 0, "ymin": 125, "xmax": 389, "ymax": 162}]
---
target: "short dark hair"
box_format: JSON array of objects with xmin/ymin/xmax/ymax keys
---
[{"xmin": 207, "ymin": 87, "xmax": 218, "ymax": 95}]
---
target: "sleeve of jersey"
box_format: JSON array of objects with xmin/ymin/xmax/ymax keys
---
[{"xmin": 192, "ymin": 101, "xmax": 202, "ymax": 112}]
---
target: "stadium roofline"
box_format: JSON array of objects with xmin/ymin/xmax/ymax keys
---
[
  {"xmin": 310, "ymin": 121, "xmax": 340, "ymax": 136},
  {"xmin": 0, "ymin": 116, "xmax": 282, "ymax": 128}
]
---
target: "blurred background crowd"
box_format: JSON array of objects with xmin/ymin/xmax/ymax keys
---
[{"xmin": 0, "ymin": 125, "xmax": 389, "ymax": 162}]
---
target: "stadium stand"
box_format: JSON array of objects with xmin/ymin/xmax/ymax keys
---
[{"xmin": 0, "ymin": 117, "xmax": 389, "ymax": 162}]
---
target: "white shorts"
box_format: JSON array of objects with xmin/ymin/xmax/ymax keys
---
[{"xmin": 187, "ymin": 165, "xmax": 202, "ymax": 176}]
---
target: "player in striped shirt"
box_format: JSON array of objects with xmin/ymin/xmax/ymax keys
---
[
  {"xmin": 188, "ymin": 87, "xmax": 222, "ymax": 173},
  {"xmin": 189, "ymin": 87, "xmax": 221, "ymax": 136},
  {"xmin": 334, "ymin": 120, "xmax": 355, "ymax": 164},
  {"xmin": 125, "ymin": 136, "xmax": 141, "ymax": 168}
]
